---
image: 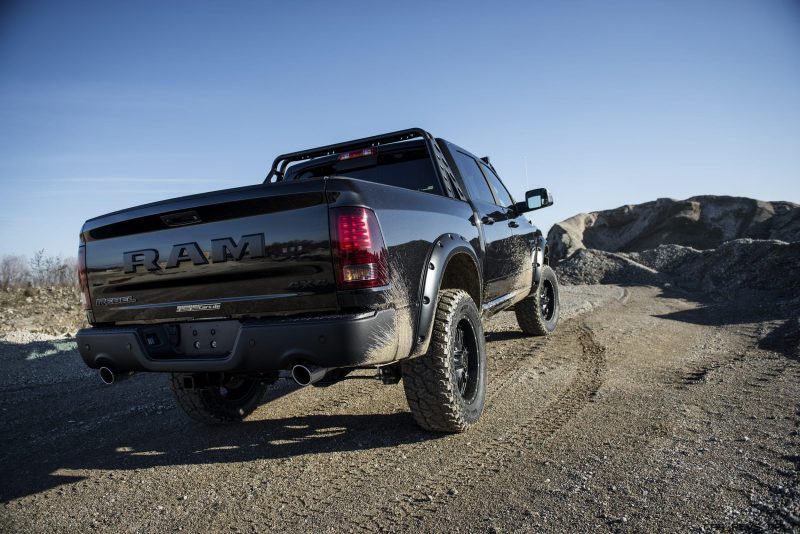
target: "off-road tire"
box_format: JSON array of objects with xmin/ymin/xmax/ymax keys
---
[
  {"xmin": 402, "ymin": 289, "xmax": 487, "ymax": 433},
  {"xmin": 170, "ymin": 374, "xmax": 267, "ymax": 425},
  {"xmin": 515, "ymin": 265, "xmax": 560, "ymax": 336}
]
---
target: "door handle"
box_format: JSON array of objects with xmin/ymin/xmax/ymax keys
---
[
  {"xmin": 508, "ymin": 220, "xmax": 519, "ymax": 228},
  {"xmin": 481, "ymin": 216, "xmax": 495, "ymax": 225}
]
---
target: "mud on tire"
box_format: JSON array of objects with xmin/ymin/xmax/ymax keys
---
[
  {"xmin": 402, "ymin": 289, "xmax": 487, "ymax": 433},
  {"xmin": 515, "ymin": 265, "xmax": 560, "ymax": 336},
  {"xmin": 170, "ymin": 374, "xmax": 267, "ymax": 425}
]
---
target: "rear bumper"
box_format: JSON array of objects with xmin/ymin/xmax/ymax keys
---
[{"xmin": 76, "ymin": 309, "xmax": 398, "ymax": 373}]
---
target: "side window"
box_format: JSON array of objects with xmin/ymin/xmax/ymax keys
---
[
  {"xmin": 480, "ymin": 164, "xmax": 514, "ymax": 209},
  {"xmin": 452, "ymin": 151, "xmax": 496, "ymax": 205}
]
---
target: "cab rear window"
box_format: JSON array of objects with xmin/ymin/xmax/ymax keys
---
[{"xmin": 287, "ymin": 148, "xmax": 442, "ymax": 195}]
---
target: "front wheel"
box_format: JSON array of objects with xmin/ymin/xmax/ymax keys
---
[
  {"xmin": 515, "ymin": 265, "xmax": 560, "ymax": 336},
  {"xmin": 402, "ymin": 289, "xmax": 487, "ymax": 433},
  {"xmin": 170, "ymin": 373, "xmax": 267, "ymax": 425}
]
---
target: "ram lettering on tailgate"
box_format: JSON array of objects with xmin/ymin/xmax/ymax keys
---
[{"xmin": 123, "ymin": 234, "xmax": 266, "ymax": 273}]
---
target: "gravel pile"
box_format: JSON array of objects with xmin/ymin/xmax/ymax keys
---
[
  {"xmin": 549, "ymin": 196, "xmax": 800, "ymax": 311},
  {"xmin": 555, "ymin": 237, "xmax": 800, "ymax": 325},
  {"xmin": 556, "ymin": 238, "xmax": 800, "ymax": 301},
  {"xmin": 633, "ymin": 239, "xmax": 800, "ymax": 295},
  {"xmin": 0, "ymin": 286, "xmax": 87, "ymax": 337},
  {"xmin": 554, "ymin": 249, "xmax": 665, "ymax": 286}
]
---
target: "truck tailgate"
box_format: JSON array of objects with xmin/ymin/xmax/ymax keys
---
[{"xmin": 82, "ymin": 180, "xmax": 337, "ymax": 324}]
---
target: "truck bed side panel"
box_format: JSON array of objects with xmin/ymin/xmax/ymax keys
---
[{"xmin": 325, "ymin": 177, "xmax": 480, "ymax": 361}]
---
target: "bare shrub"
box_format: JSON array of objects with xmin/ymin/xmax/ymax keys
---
[
  {"xmin": 1, "ymin": 255, "xmax": 29, "ymax": 289},
  {"xmin": 0, "ymin": 251, "xmax": 78, "ymax": 288},
  {"xmin": 52, "ymin": 256, "xmax": 78, "ymax": 287},
  {"xmin": 28, "ymin": 250, "xmax": 78, "ymax": 287}
]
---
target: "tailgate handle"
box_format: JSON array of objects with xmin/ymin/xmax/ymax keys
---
[{"xmin": 161, "ymin": 210, "xmax": 202, "ymax": 227}]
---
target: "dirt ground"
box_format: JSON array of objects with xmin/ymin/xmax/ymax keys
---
[{"xmin": 1, "ymin": 284, "xmax": 798, "ymax": 533}]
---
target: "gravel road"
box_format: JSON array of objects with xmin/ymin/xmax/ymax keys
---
[{"xmin": 1, "ymin": 284, "xmax": 798, "ymax": 532}]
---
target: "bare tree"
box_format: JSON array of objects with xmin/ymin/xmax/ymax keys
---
[
  {"xmin": 28, "ymin": 250, "xmax": 79, "ymax": 287},
  {"xmin": 55, "ymin": 257, "xmax": 78, "ymax": 286},
  {"xmin": 0, "ymin": 255, "xmax": 29, "ymax": 289},
  {"xmin": 29, "ymin": 249, "xmax": 48, "ymax": 287}
]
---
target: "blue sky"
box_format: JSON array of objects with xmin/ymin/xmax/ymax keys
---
[{"xmin": 1, "ymin": 0, "xmax": 798, "ymax": 257}]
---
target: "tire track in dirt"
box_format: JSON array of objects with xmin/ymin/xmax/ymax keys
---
[
  {"xmin": 259, "ymin": 327, "xmax": 566, "ymax": 528},
  {"xmin": 511, "ymin": 324, "xmax": 605, "ymax": 446},
  {"xmin": 354, "ymin": 322, "xmax": 607, "ymax": 533},
  {"xmin": 484, "ymin": 337, "xmax": 551, "ymax": 403},
  {"xmin": 253, "ymin": 321, "xmax": 573, "ymax": 525},
  {"xmin": 234, "ymin": 330, "xmax": 553, "ymax": 525},
  {"xmin": 248, "ymin": 291, "xmax": 624, "ymax": 529},
  {"xmin": 481, "ymin": 286, "xmax": 622, "ymax": 409},
  {"xmin": 291, "ymin": 320, "xmax": 607, "ymax": 532}
]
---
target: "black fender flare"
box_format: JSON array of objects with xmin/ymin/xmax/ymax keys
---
[{"xmin": 411, "ymin": 233, "xmax": 481, "ymax": 357}]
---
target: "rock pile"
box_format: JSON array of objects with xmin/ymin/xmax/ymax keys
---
[
  {"xmin": 548, "ymin": 196, "xmax": 800, "ymax": 263},
  {"xmin": 549, "ymin": 196, "xmax": 800, "ymax": 304},
  {"xmin": 556, "ymin": 239, "xmax": 799, "ymax": 296}
]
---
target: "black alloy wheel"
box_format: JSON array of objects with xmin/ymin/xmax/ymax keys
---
[
  {"xmin": 514, "ymin": 265, "xmax": 560, "ymax": 336},
  {"xmin": 539, "ymin": 278, "xmax": 556, "ymax": 321},
  {"xmin": 452, "ymin": 317, "xmax": 480, "ymax": 403}
]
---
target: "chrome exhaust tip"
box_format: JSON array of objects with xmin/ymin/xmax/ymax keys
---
[
  {"xmin": 291, "ymin": 364, "xmax": 329, "ymax": 386},
  {"xmin": 99, "ymin": 367, "xmax": 115, "ymax": 385},
  {"xmin": 99, "ymin": 367, "xmax": 133, "ymax": 385}
]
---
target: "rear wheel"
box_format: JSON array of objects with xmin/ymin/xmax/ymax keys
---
[
  {"xmin": 515, "ymin": 265, "xmax": 560, "ymax": 336},
  {"xmin": 170, "ymin": 373, "xmax": 267, "ymax": 425},
  {"xmin": 402, "ymin": 289, "xmax": 487, "ymax": 433}
]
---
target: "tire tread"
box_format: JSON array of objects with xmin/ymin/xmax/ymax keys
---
[
  {"xmin": 515, "ymin": 265, "xmax": 560, "ymax": 336},
  {"xmin": 402, "ymin": 289, "xmax": 485, "ymax": 433}
]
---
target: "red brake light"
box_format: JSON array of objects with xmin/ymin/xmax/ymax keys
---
[
  {"xmin": 78, "ymin": 245, "xmax": 91, "ymax": 310},
  {"xmin": 337, "ymin": 147, "xmax": 377, "ymax": 161},
  {"xmin": 330, "ymin": 207, "xmax": 389, "ymax": 289}
]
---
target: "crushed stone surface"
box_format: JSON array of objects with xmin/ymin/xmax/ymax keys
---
[{"xmin": 1, "ymin": 284, "xmax": 798, "ymax": 533}]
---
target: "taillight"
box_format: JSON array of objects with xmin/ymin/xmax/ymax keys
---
[
  {"xmin": 330, "ymin": 207, "xmax": 389, "ymax": 289},
  {"xmin": 78, "ymin": 245, "xmax": 91, "ymax": 310},
  {"xmin": 337, "ymin": 147, "xmax": 377, "ymax": 161}
]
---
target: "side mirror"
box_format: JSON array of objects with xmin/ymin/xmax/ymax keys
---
[{"xmin": 522, "ymin": 188, "xmax": 553, "ymax": 212}]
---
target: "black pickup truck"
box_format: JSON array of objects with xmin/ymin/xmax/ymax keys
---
[{"xmin": 76, "ymin": 128, "xmax": 559, "ymax": 432}]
